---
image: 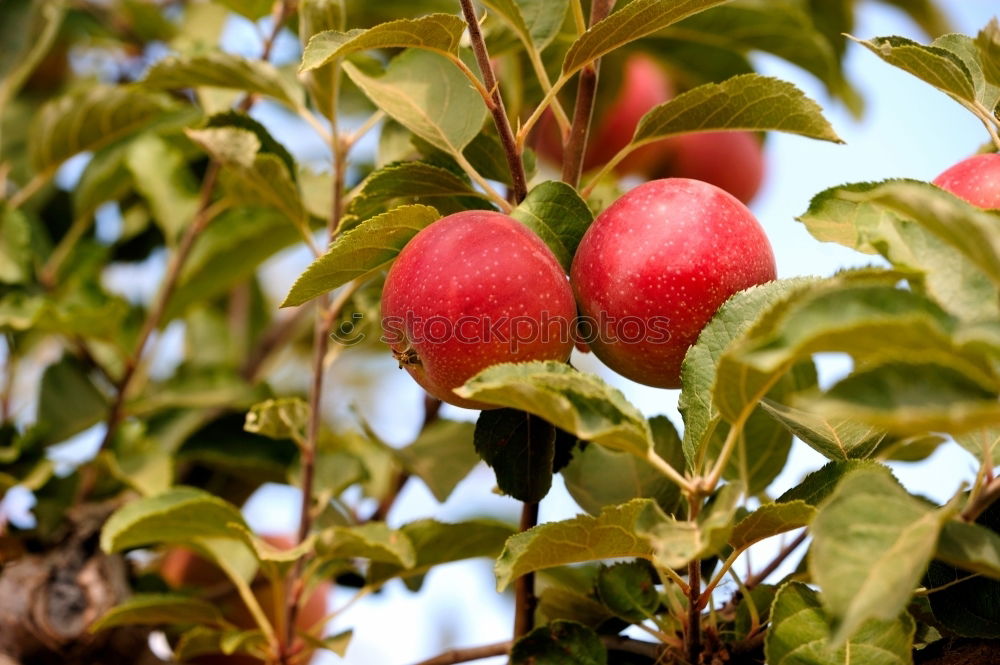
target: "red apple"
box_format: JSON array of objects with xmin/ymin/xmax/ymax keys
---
[
  {"xmin": 665, "ymin": 131, "xmax": 765, "ymax": 205},
  {"xmin": 159, "ymin": 535, "xmax": 330, "ymax": 665},
  {"xmin": 570, "ymin": 178, "xmax": 776, "ymax": 388},
  {"xmin": 932, "ymin": 153, "xmax": 1000, "ymax": 209},
  {"xmin": 535, "ymin": 53, "xmax": 675, "ymax": 175},
  {"xmin": 381, "ymin": 210, "xmax": 576, "ymax": 408}
]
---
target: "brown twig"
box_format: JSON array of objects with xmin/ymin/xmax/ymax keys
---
[
  {"xmin": 513, "ymin": 501, "xmax": 540, "ymax": 640},
  {"xmin": 744, "ymin": 530, "xmax": 808, "ymax": 590},
  {"xmin": 96, "ymin": 164, "xmax": 221, "ymax": 452},
  {"xmin": 406, "ymin": 635, "xmax": 662, "ymax": 665},
  {"xmin": 962, "ymin": 475, "xmax": 1000, "ymax": 523},
  {"xmin": 457, "ymin": 0, "xmax": 528, "ymax": 204},
  {"xmin": 560, "ymin": 0, "xmax": 614, "ymax": 188},
  {"xmin": 686, "ymin": 499, "xmax": 702, "ymax": 665}
]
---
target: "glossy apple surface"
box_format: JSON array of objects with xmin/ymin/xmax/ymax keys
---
[
  {"xmin": 160, "ymin": 535, "xmax": 329, "ymax": 665},
  {"xmin": 570, "ymin": 178, "xmax": 776, "ymax": 388},
  {"xmin": 665, "ymin": 131, "xmax": 765, "ymax": 204},
  {"xmin": 381, "ymin": 210, "xmax": 576, "ymax": 408},
  {"xmin": 933, "ymin": 153, "xmax": 1000, "ymax": 208}
]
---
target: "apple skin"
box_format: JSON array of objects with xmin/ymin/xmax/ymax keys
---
[
  {"xmin": 381, "ymin": 210, "xmax": 576, "ymax": 408},
  {"xmin": 932, "ymin": 153, "xmax": 1000, "ymax": 209},
  {"xmin": 536, "ymin": 53, "xmax": 675, "ymax": 175},
  {"xmin": 159, "ymin": 535, "xmax": 330, "ymax": 665},
  {"xmin": 570, "ymin": 178, "xmax": 776, "ymax": 388},
  {"xmin": 664, "ymin": 131, "xmax": 765, "ymax": 205}
]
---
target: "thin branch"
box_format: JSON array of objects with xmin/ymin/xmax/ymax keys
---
[
  {"xmin": 408, "ymin": 641, "xmax": 510, "ymax": 665},
  {"xmin": 561, "ymin": 0, "xmax": 614, "ymax": 187},
  {"xmin": 962, "ymin": 475, "xmax": 1000, "ymax": 523},
  {"xmin": 744, "ymin": 529, "xmax": 808, "ymax": 590},
  {"xmin": 686, "ymin": 499, "xmax": 702, "ymax": 665},
  {"xmin": 514, "ymin": 501, "xmax": 540, "ymax": 640},
  {"xmin": 458, "ymin": 0, "xmax": 528, "ymax": 203},
  {"xmin": 96, "ymin": 165, "xmax": 223, "ymax": 452},
  {"xmin": 646, "ymin": 448, "xmax": 695, "ymax": 494},
  {"xmin": 570, "ymin": 0, "xmax": 587, "ymax": 35}
]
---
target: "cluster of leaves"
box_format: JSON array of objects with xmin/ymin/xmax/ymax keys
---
[{"xmin": 1, "ymin": 0, "xmax": 998, "ymax": 664}]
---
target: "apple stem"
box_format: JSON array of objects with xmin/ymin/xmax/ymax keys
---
[
  {"xmin": 560, "ymin": 0, "xmax": 615, "ymax": 189},
  {"xmin": 513, "ymin": 500, "xmax": 540, "ymax": 640},
  {"xmin": 457, "ymin": 0, "xmax": 528, "ymax": 204}
]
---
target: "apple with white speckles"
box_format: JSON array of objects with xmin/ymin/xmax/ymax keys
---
[
  {"xmin": 381, "ymin": 210, "xmax": 577, "ymax": 408},
  {"xmin": 933, "ymin": 153, "xmax": 1000, "ymax": 209},
  {"xmin": 570, "ymin": 178, "xmax": 776, "ymax": 388}
]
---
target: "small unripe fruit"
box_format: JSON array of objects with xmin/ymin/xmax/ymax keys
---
[
  {"xmin": 933, "ymin": 153, "xmax": 1000, "ymax": 208},
  {"xmin": 570, "ymin": 178, "xmax": 776, "ymax": 388},
  {"xmin": 381, "ymin": 211, "xmax": 576, "ymax": 408}
]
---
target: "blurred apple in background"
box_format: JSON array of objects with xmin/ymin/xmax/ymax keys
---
[{"xmin": 159, "ymin": 534, "xmax": 330, "ymax": 665}]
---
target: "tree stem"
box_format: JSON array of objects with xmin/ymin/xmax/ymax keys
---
[
  {"xmin": 686, "ymin": 499, "xmax": 702, "ymax": 665},
  {"xmin": 458, "ymin": 0, "xmax": 528, "ymax": 204},
  {"xmin": 745, "ymin": 529, "xmax": 808, "ymax": 590},
  {"xmin": 962, "ymin": 475, "xmax": 1000, "ymax": 523},
  {"xmin": 513, "ymin": 501, "xmax": 539, "ymax": 640},
  {"xmin": 560, "ymin": 0, "xmax": 613, "ymax": 188}
]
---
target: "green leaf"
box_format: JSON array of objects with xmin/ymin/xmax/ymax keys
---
[
  {"xmin": 0, "ymin": 207, "xmax": 33, "ymax": 284},
  {"xmin": 760, "ymin": 399, "xmax": 886, "ymax": 461},
  {"xmin": 281, "ymin": 204, "xmax": 440, "ymax": 307},
  {"xmin": 776, "ymin": 460, "xmax": 884, "ymax": 506},
  {"xmin": 976, "ymin": 18, "xmax": 1000, "ymax": 88},
  {"xmin": 481, "ymin": 0, "xmax": 569, "ymax": 51},
  {"xmin": 925, "ymin": 502, "xmax": 1000, "ymax": 638},
  {"xmin": 166, "ymin": 208, "xmax": 299, "ymax": 320},
  {"xmin": 624, "ymin": 74, "xmax": 842, "ymax": 167},
  {"xmin": 934, "ymin": 33, "xmax": 1000, "ymax": 115},
  {"xmin": 563, "ymin": 0, "xmax": 731, "ymax": 75},
  {"xmin": 474, "ymin": 409, "xmax": 559, "ymax": 503},
  {"xmin": 395, "ymin": 419, "xmax": 478, "ymax": 502},
  {"xmin": 368, "ymin": 518, "xmax": 514, "ymax": 586},
  {"xmin": 850, "ymin": 35, "xmax": 978, "ymax": 111},
  {"xmin": 729, "ymin": 500, "xmax": 815, "ymax": 551},
  {"xmin": 300, "ymin": 629, "xmax": 353, "ymax": 657},
  {"xmin": 213, "ymin": 0, "xmax": 272, "ymax": 20},
  {"xmin": 954, "ymin": 426, "xmax": 1000, "ymax": 467},
  {"xmin": 935, "ymin": 519, "xmax": 1000, "ymax": 579},
  {"xmin": 561, "ymin": 415, "xmax": 684, "ymax": 516},
  {"xmin": 345, "ymin": 160, "xmax": 491, "ymax": 224},
  {"xmin": 91, "ymin": 594, "xmax": 229, "ymax": 632},
  {"xmin": 809, "ymin": 467, "xmax": 951, "ymax": 643},
  {"xmin": 185, "ymin": 126, "xmax": 306, "ymax": 235},
  {"xmin": 511, "ymin": 180, "xmax": 593, "ymax": 272},
  {"xmin": 343, "ymin": 49, "xmax": 487, "ymax": 158},
  {"xmin": 143, "ymin": 51, "xmax": 302, "ymax": 108},
  {"xmin": 798, "ymin": 180, "xmax": 999, "ymax": 322},
  {"xmin": 510, "ymin": 620, "xmax": 607, "ymax": 665},
  {"xmin": 101, "ymin": 486, "xmax": 248, "ymax": 553},
  {"xmin": 29, "ymin": 85, "xmax": 173, "ymax": 173},
  {"xmin": 124, "ymin": 134, "xmax": 200, "ymax": 243},
  {"xmin": 174, "ymin": 626, "xmax": 268, "ymax": 662},
  {"xmin": 495, "ymin": 499, "xmax": 660, "ymax": 591},
  {"xmin": 457, "ymin": 361, "xmax": 652, "ymax": 459},
  {"xmin": 37, "ymin": 356, "xmax": 107, "ymax": 446},
  {"xmin": 846, "ymin": 180, "xmax": 1000, "ymax": 289},
  {"xmin": 301, "ymin": 14, "xmax": 465, "ymax": 72},
  {"xmin": 538, "ymin": 587, "xmax": 617, "ymax": 629},
  {"xmin": 680, "ymin": 278, "xmax": 815, "ymax": 468},
  {"xmin": 595, "ymin": 561, "xmax": 659, "ymax": 622},
  {"xmin": 318, "ymin": 522, "xmax": 416, "ymax": 568},
  {"xmin": 244, "ymin": 398, "xmax": 309, "ymax": 442},
  {"xmin": 715, "ymin": 282, "xmax": 995, "ymax": 426},
  {"xmin": 664, "ymin": 1, "xmax": 854, "ymax": 108},
  {"xmin": 766, "ymin": 581, "xmax": 915, "ymax": 665},
  {"xmin": 802, "ymin": 362, "xmax": 1000, "ymax": 436}
]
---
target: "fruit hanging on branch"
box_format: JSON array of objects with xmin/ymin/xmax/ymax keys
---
[
  {"xmin": 381, "ymin": 210, "xmax": 576, "ymax": 408},
  {"xmin": 571, "ymin": 178, "xmax": 776, "ymax": 388},
  {"xmin": 933, "ymin": 152, "xmax": 1000, "ymax": 208}
]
